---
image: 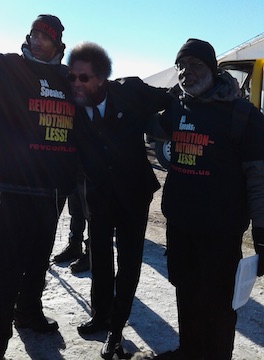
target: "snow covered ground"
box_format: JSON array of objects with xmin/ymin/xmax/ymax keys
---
[{"xmin": 4, "ymin": 152, "xmax": 264, "ymax": 360}]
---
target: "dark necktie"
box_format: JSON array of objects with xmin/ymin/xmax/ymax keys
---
[{"xmin": 92, "ymin": 105, "xmax": 102, "ymax": 125}]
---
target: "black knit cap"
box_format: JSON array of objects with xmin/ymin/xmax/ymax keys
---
[
  {"xmin": 30, "ymin": 14, "xmax": 64, "ymax": 47},
  {"xmin": 175, "ymin": 38, "xmax": 217, "ymax": 76}
]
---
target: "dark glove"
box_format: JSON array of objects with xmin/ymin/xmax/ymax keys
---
[{"xmin": 252, "ymin": 227, "xmax": 264, "ymax": 276}]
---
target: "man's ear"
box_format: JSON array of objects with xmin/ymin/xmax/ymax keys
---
[{"xmin": 26, "ymin": 34, "xmax": 31, "ymax": 46}]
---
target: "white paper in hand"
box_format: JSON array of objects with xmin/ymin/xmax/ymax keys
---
[{"xmin": 232, "ymin": 254, "xmax": 259, "ymax": 310}]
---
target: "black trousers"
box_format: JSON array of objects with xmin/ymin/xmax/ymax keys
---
[
  {"xmin": 0, "ymin": 192, "xmax": 65, "ymax": 343},
  {"xmin": 166, "ymin": 223, "xmax": 243, "ymax": 360},
  {"xmin": 68, "ymin": 189, "xmax": 87, "ymax": 243},
  {"xmin": 89, "ymin": 200, "xmax": 150, "ymax": 334}
]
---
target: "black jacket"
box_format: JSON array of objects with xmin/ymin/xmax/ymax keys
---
[{"xmin": 73, "ymin": 77, "xmax": 171, "ymax": 213}]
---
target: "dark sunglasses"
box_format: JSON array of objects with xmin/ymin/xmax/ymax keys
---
[{"xmin": 67, "ymin": 73, "xmax": 97, "ymax": 83}]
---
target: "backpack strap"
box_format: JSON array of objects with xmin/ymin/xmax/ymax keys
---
[{"xmin": 231, "ymin": 98, "xmax": 254, "ymax": 149}]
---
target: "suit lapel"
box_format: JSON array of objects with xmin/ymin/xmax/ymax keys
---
[{"xmin": 104, "ymin": 88, "xmax": 126, "ymax": 127}]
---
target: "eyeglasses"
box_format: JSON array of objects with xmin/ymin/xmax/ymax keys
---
[{"xmin": 67, "ymin": 73, "xmax": 97, "ymax": 83}]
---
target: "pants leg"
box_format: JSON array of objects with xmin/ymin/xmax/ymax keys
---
[
  {"xmin": 89, "ymin": 198, "xmax": 150, "ymax": 332},
  {"xmin": 166, "ymin": 224, "xmax": 242, "ymax": 360},
  {"xmin": 0, "ymin": 338, "xmax": 8, "ymax": 358},
  {"xmin": 0, "ymin": 193, "xmax": 28, "ymax": 342},
  {"xmin": 15, "ymin": 196, "xmax": 66, "ymax": 315},
  {"xmin": 110, "ymin": 202, "xmax": 150, "ymax": 333},
  {"xmin": 176, "ymin": 285, "xmax": 237, "ymax": 360},
  {"xmin": 68, "ymin": 189, "xmax": 86, "ymax": 244},
  {"xmin": 90, "ymin": 213, "xmax": 115, "ymax": 320}
]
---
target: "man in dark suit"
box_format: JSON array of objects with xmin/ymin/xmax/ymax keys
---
[{"xmin": 68, "ymin": 42, "xmax": 171, "ymax": 359}]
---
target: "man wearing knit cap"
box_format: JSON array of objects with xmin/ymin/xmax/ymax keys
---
[
  {"xmin": 24, "ymin": 14, "xmax": 65, "ymax": 62},
  {"xmin": 149, "ymin": 39, "xmax": 264, "ymax": 359},
  {"xmin": 0, "ymin": 15, "xmax": 78, "ymax": 359},
  {"xmin": 30, "ymin": 14, "xmax": 64, "ymax": 48}
]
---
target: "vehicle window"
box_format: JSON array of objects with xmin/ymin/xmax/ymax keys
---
[{"xmin": 219, "ymin": 61, "xmax": 254, "ymax": 101}]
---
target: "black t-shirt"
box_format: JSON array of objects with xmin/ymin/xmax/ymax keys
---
[
  {"xmin": 0, "ymin": 54, "xmax": 78, "ymax": 195},
  {"xmin": 159, "ymin": 99, "xmax": 264, "ymax": 234}
]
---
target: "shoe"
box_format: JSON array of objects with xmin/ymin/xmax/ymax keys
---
[
  {"xmin": 14, "ymin": 309, "xmax": 59, "ymax": 333},
  {"xmin": 115, "ymin": 345, "xmax": 133, "ymax": 359},
  {"xmin": 70, "ymin": 252, "xmax": 90, "ymax": 273},
  {"xmin": 77, "ymin": 317, "xmax": 109, "ymax": 335},
  {"xmin": 100, "ymin": 331, "xmax": 122, "ymax": 359},
  {"xmin": 53, "ymin": 241, "xmax": 82, "ymax": 263}
]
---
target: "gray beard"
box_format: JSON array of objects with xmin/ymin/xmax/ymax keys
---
[
  {"xmin": 180, "ymin": 72, "xmax": 214, "ymax": 98},
  {"xmin": 74, "ymin": 92, "xmax": 94, "ymax": 107}
]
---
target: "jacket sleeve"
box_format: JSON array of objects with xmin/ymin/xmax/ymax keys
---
[
  {"xmin": 244, "ymin": 160, "xmax": 264, "ymax": 277},
  {"xmin": 146, "ymin": 113, "xmax": 171, "ymax": 141},
  {"xmin": 115, "ymin": 77, "xmax": 172, "ymax": 114},
  {"xmin": 242, "ymin": 160, "xmax": 264, "ymax": 227}
]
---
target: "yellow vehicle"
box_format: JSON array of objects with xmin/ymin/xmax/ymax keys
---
[{"xmin": 220, "ymin": 58, "xmax": 264, "ymax": 111}]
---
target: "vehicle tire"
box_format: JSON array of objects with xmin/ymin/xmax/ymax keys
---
[{"xmin": 154, "ymin": 140, "xmax": 171, "ymax": 170}]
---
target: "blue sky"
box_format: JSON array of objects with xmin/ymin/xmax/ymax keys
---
[{"xmin": 1, "ymin": 0, "xmax": 264, "ymax": 79}]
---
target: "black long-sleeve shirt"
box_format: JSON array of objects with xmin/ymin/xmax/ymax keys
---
[{"xmin": 0, "ymin": 54, "xmax": 78, "ymax": 196}]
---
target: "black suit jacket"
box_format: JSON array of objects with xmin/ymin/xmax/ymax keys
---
[{"xmin": 73, "ymin": 77, "xmax": 171, "ymax": 213}]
